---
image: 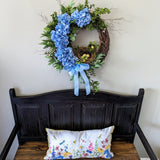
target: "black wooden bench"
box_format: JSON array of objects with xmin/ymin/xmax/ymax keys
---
[{"xmin": 0, "ymin": 88, "xmax": 158, "ymax": 160}]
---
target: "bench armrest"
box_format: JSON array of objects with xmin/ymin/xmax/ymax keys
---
[
  {"xmin": 135, "ymin": 123, "xmax": 158, "ymax": 160},
  {"xmin": 0, "ymin": 124, "xmax": 20, "ymax": 160}
]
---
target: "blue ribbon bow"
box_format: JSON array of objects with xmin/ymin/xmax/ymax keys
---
[{"xmin": 69, "ymin": 63, "xmax": 91, "ymax": 96}]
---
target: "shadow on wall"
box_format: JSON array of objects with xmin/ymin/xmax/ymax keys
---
[
  {"xmin": 139, "ymin": 88, "xmax": 160, "ymax": 159},
  {"xmin": 147, "ymin": 122, "xmax": 160, "ymax": 159},
  {"xmin": 158, "ymin": 152, "xmax": 160, "ymax": 159},
  {"xmin": 9, "ymin": 87, "xmax": 25, "ymax": 97}
]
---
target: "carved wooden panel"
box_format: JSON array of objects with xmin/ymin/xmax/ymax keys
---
[
  {"xmin": 16, "ymin": 104, "xmax": 49, "ymax": 141},
  {"xmin": 49, "ymin": 103, "xmax": 74, "ymax": 130},
  {"xmin": 17, "ymin": 104, "xmax": 42, "ymax": 137},
  {"xmin": 112, "ymin": 103, "xmax": 137, "ymax": 136},
  {"xmin": 81, "ymin": 103, "xmax": 113, "ymax": 130}
]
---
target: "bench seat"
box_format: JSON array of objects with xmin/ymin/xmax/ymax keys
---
[{"xmin": 14, "ymin": 141, "xmax": 139, "ymax": 160}]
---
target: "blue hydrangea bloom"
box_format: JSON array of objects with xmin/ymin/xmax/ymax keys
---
[
  {"xmin": 51, "ymin": 13, "xmax": 71, "ymax": 49},
  {"xmin": 51, "ymin": 10, "xmax": 91, "ymax": 72},
  {"xmin": 54, "ymin": 47, "xmax": 77, "ymax": 71},
  {"xmin": 62, "ymin": 48, "xmax": 77, "ymax": 71},
  {"xmin": 58, "ymin": 13, "xmax": 71, "ymax": 25},
  {"xmin": 71, "ymin": 8, "xmax": 91, "ymax": 28},
  {"xmin": 77, "ymin": 8, "xmax": 91, "ymax": 28},
  {"xmin": 51, "ymin": 30, "xmax": 69, "ymax": 48},
  {"xmin": 71, "ymin": 9, "xmax": 79, "ymax": 21},
  {"xmin": 55, "ymin": 23, "xmax": 70, "ymax": 35},
  {"xmin": 54, "ymin": 48, "xmax": 63, "ymax": 62}
]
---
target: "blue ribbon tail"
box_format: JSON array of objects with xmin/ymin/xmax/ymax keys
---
[
  {"xmin": 80, "ymin": 70, "xmax": 91, "ymax": 95},
  {"xmin": 74, "ymin": 71, "xmax": 79, "ymax": 96}
]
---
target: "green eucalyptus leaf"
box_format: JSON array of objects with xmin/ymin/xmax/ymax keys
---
[
  {"xmin": 44, "ymin": 26, "xmax": 51, "ymax": 32},
  {"xmin": 61, "ymin": 5, "xmax": 66, "ymax": 14},
  {"xmin": 96, "ymin": 53, "xmax": 105, "ymax": 60},
  {"xmin": 85, "ymin": 0, "xmax": 89, "ymax": 7},
  {"xmin": 71, "ymin": 36, "xmax": 75, "ymax": 41},
  {"xmin": 70, "ymin": 34, "xmax": 76, "ymax": 41},
  {"xmin": 94, "ymin": 64, "xmax": 101, "ymax": 68},
  {"xmin": 69, "ymin": 0, "xmax": 75, "ymax": 8},
  {"xmin": 70, "ymin": 19, "xmax": 76, "ymax": 23}
]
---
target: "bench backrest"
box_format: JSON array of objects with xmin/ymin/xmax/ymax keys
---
[{"xmin": 9, "ymin": 88, "xmax": 144, "ymax": 144}]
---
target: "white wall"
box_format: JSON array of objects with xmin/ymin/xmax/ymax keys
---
[{"xmin": 0, "ymin": 0, "xmax": 160, "ymax": 159}]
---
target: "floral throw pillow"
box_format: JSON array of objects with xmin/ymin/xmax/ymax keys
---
[{"xmin": 44, "ymin": 126, "xmax": 114, "ymax": 159}]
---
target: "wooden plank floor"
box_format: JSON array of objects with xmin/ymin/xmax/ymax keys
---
[{"xmin": 14, "ymin": 141, "xmax": 140, "ymax": 160}]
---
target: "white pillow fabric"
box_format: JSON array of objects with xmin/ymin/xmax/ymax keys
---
[{"xmin": 44, "ymin": 126, "xmax": 114, "ymax": 159}]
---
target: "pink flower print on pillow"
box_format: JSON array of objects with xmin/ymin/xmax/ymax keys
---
[
  {"xmin": 102, "ymin": 145, "xmax": 105, "ymax": 148},
  {"xmin": 81, "ymin": 139, "xmax": 86, "ymax": 143},
  {"xmin": 55, "ymin": 146, "xmax": 59, "ymax": 150},
  {"xmin": 105, "ymin": 138, "xmax": 108, "ymax": 143},
  {"xmin": 83, "ymin": 153, "xmax": 89, "ymax": 157},
  {"xmin": 88, "ymin": 141, "xmax": 94, "ymax": 151},
  {"xmin": 86, "ymin": 141, "xmax": 94, "ymax": 154}
]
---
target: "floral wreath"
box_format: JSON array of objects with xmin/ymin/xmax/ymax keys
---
[{"xmin": 41, "ymin": 0, "xmax": 110, "ymax": 96}]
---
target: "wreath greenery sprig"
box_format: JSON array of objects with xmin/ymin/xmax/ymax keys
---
[{"xmin": 41, "ymin": 0, "xmax": 110, "ymax": 96}]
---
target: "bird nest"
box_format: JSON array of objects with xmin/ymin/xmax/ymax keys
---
[{"xmin": 73, "ymin": 28, "xmax": 110, "ymax": 63}]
